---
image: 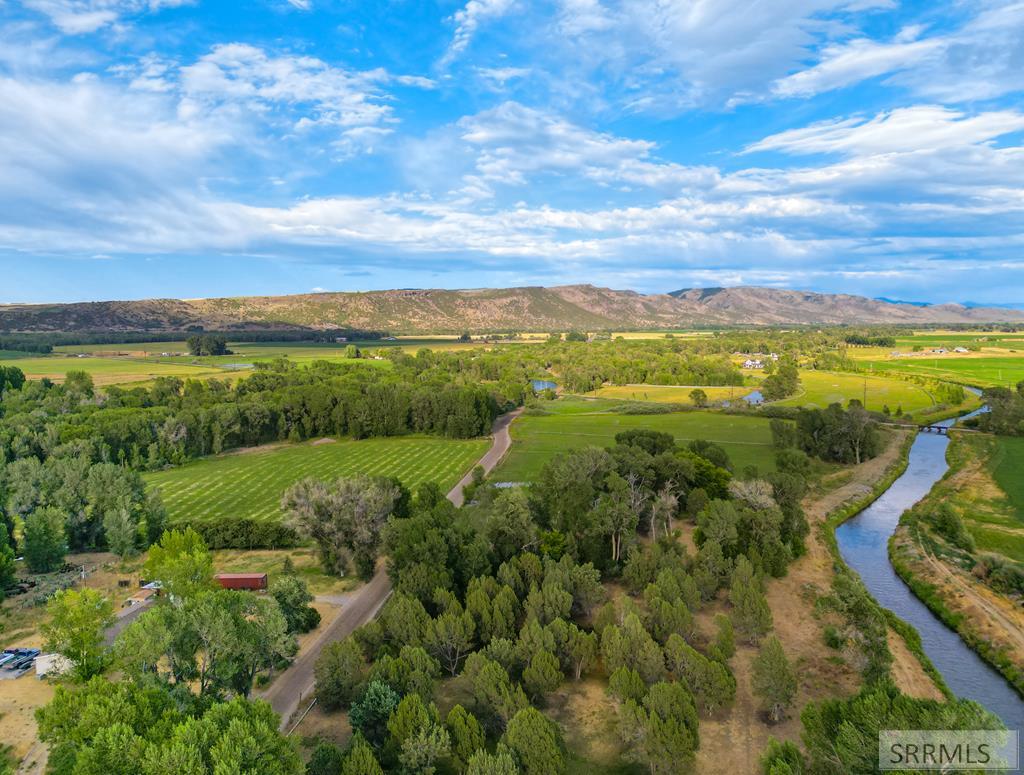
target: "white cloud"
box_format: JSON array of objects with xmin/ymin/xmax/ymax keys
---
[
  {"xmin": 771, "ymin": 33, "xmax": 943, "ymax": 98},
  {"xmin": 771, "ymin": 2, "xmax": 1024, "ymax": 103},
  {"xmin": 23, "ymin": 0, "xmax": 194, "ymax": 34},
  {"xmin": 286, "ymin": 0, "xmax": 311, "ymax": 9},
  {"xmin": 475, "ymin": 66, "xmax": 530, "ymax": 87},
  {"xmin": 441, "ymin": 0, "xmax": 516, "ymax": 66},
  {"xmin": 746, "ymin": 106, "xmax": 1024, "ymax": 156}
]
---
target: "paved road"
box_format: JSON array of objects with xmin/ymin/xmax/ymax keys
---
[{"xmin": 261, "ymin": 408, "xmax": 522, "ymax": 730}]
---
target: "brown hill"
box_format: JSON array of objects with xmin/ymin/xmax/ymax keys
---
[{"xmin": 0, "ymin": 285, "xmax": 1020, "ymax": 334}]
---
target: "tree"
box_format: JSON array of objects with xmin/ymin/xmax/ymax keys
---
[
  {"xmin": 426, "ymin": 610, "xmax": 475, "ymax": 676},
  {"xmin": 102, "ymin": 504, "xmax": 138, "ymax": 559},
  {"xmin": 270, "ymin": 574, "xmax": 320, "ymax": 633},
  {"xmin": 484, "ymin": 489, "xmax": 537, "ymax": 563},
  {"xmin": 601, "ymin": 614, "xmax": 665, "ymax": 684},
  {"xmin": 466, "ymin": 749, "xmax": 520, "ymax": 775},
  {"xmin": 315, "ymin": 638, "xmax": 366, "ymax": 710},
  {"xmin": 463, "ymin": 654, "xmax": 528, "ymax": 730},
  {"xmin": 752, "ymin": 637, "xmax": 796, "ymax": 723},
  {"xmin": 617, "ymin": 681, "xmax": 699, "ymax": 774},
  {"xmin": 730, "ymin": 556, "xmax": 772, "ymax": 644},
  {"xmin": 342, "ymin": 734, "xmax": 385, "ymax": 775},
  {"xmin": 447, "ymin": 704, "xmax": 486, "ymax": 771},
  {"xmin": 689, "ymin": 388, "xmax": 708, "ymax": 407},
  {"xmin": 522, "ymin": 649, "xmax": 562, "ymax": 701},
  {"xmin": 42, "ymin": 588, "xmax": 115, "ymax": 680},
  {"xmin": 350, "ymin": 680, "xmax": 400, "ymax": 748},
  {"xmin": 0, "ymin": 522, "xmax": 16, "ymax": 596},
  {"xmin": 306, "ymin": 742, "xmax": 344, "ymax": 775},
  {"xmin": 664, "ymin": 635, "xmax": 735, "ymax": 715},
  {"xmin": 143, "ymin": 527, "xmax": 214, "ymax": 600},
  {"xmin": 399, "ymin": 723, "xmax": 451, "ymax": 774},
  {"xmin": 591, "ymin": 474, "xmax": 639, "ymax": 563},
  {"xmin": 567, "ymin": 628, "xmax": 597, "ymax": 680},
  {"xmin": 608, "ymin": 666, "xmax": 646, "ymax": 704},
  {"xmin": 23, "ymin": 506, "xmax": 67, "ymax": 572},
  {"xmin": 501, "ymin": 707, "xmax": 565, "ymax": 775},
  {"xmin": 282, "ymin": 475, "xmax": 402, "ymax": 578}
]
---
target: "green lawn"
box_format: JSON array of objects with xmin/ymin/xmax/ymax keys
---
[
  {"xmin": 145, "ymin": 435, "xmax": 489, "ymax": 526},
  {"xmin": 493, "ymin": 407, "xmax": 778, "ymax": 482}
]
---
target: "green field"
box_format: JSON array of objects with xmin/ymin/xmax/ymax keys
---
[
  {"xmin": 584, "ymin": 384, "xmax": 741, "ymax": 404},
  {"xmin": 991, "ymin": 437, "xmax": 1024, "ymax": 528},
  {"xmin": 857, "ymin": 355, "xmax": 1024, "ymax": 389},
  {"xmin": 0, "ymin": 355, "xmax": 227, "ymax": 385},
  {"xmin": 772, "ymin": 370, "xmax": 938, "ymax": 413},
  {"xmin": 145, "ymin": 435, "xmax": 489, "ymax": 526},
  {"xmin": 493, "ymin": 407, "xmax": 777, "ymax": 481}
]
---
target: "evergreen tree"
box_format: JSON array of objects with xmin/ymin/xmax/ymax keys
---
[{"xmin": 752, "ymin": 637, "xmax": 797, "ymax": 723}]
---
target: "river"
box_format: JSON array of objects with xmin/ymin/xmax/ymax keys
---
[{"xmin": 835, "ymin": 403, "xmax": 1024, "ymax": 737}]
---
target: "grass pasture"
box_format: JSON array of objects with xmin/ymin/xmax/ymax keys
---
[
  {"xmin": 0, "ymin": 355, "xmax": 226, "ymax": 385},
  {"xmin": 493, "ymin": 406, "xmax": 777, "ymax": 481},
  {"xmin": 772, "ymin": 370, "xmax": 938, "ymax": 414},
  {"xmin": 145, "ymin": 435, "xmax": 489, "ymax": 527},
  {"xmin": 584, "ymin": 384, "xmax": 741, "ymax": 404},
  {"xmin": 857, "ymin": 355, "xmax": 1024, "ymax": 389},
  {"xmin": 990, "ymin": 436, "xmax": 1024, "ymax": 531}
]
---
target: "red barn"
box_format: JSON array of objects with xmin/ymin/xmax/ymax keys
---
[{"xmin": 215, "ymin": 573, "xmax": 268, "ymax": 591}]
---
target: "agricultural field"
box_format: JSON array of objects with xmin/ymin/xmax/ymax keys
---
[
  {"xmin": 584, "ymin": 384, "xmax": 741, "ymax": 404},
  {"xmin": 856, "ymin": 355, "xmax": 1024, "ymax": 389},
  {"xmin": 771, "ymin": 370, "xmax": 939, "ymax": 414},
  {"xmin": 492, "ymin": 403, "xmax": 777, "ymax": 481},
  {"xmin": 0, "ymin": 354, "xmax": 226, "ymax": 385},
  {"xmin": 145, "ymin": 435, "xmax": 489, "ymax": 527}
]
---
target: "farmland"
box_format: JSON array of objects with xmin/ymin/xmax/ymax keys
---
[
  {"xmin": 770, "ymin": 370, "xmax": 940, "ymax": 414},
  {"xmin": 0, "ymin": 354, "xmax": 226, "ymax": 385},
  {"xmin": 855, "ymin": 355, "xmax": 1024, "ymax": 389},
  {"xmin": 585, "ymin": 384, "xmax": 741, "ymax": 404},
  {"xmin": 492, "ymin": 403, "xmax": 777, "ymax": 481},
  {"xmin": 145, "ymin": 435, "xmax": 489, "ymax": 527}
]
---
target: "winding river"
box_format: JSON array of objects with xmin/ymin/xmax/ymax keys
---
[{"xmin": 835, "ymin": 403, "xmax": 1024, "ymax": 734}]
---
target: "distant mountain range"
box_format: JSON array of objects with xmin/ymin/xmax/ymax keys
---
[{"xmin": 1, "ymin": 285, "xmax": 1021, "ymax": 334}]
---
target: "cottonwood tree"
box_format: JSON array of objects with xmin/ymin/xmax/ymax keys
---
[
  {"xmin": 23, "ymin": 506, "xmax": 67, "ymax": 572},
  {"xmin": 752, "ymin": 636, "xmax": 797, "ymax": 723},
  {"xmin": 42, "ymin": 588, "xmax": 115, "ymax": 680},
  {"xmin": 269, "ymin": 574, "xmax": 320, "ymax": 633},
  {"xmin": 143, "ymin": 527, "xmax": 214, "ymax": 600},
  {"xmin": 649, "ymin": 484, "xmax": 678, "ymax": 540},
  {"xmin": 484, "ymin": 488, "xmax": 537, "ymax": 563},
  {"xmin": 282, "ymin": 474, "xmax": 402, "ymax": 578}
]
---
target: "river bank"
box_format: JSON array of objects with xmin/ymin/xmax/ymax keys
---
[
  {"xmin": 889, "ymin": 432, "xmax": 1024, "ymax": 697},
  {"xmin": 834, "ymin": 411, "xmax": 1024, "ymax": 732}
]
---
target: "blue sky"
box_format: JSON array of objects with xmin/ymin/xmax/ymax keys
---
[{"xmin": 1, "ymin": 0, "xmax": 1022, "ymax": 304}]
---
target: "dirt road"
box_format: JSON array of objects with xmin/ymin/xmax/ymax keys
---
[{"xmin": 261, "ymin": 408, "xmax": 522, "ymax": 729}]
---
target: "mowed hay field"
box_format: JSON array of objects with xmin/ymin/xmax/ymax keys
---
[
  {"xmin": 0, "ymin": 354, "xmax": 226, "ymax": 385},
  {"xmin": 771, "ymin": 370, "xmax": 938, "ymax": 414},
  {"xmin": 493, "ymin": 409, "xmax": 777, "ymax": 482},
  {"xmin": 145, "ymin": 436, "xmax": 489, "ymax": 526},
  {"xmin": 585, "ymin": 384, "xmax": 740, "ymax": 404},
  {"xmin": 856, "ymin": 355, "xmax": 1024, "ymax": 388}
]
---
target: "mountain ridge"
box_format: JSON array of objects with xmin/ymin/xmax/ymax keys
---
[{"xmin": 0, "ymin": 285, "xmax": 1021, "ymax": 334}]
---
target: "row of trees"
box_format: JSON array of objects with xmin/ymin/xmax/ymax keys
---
[
  {"xmin": 976, "ymin": 383, "xmax": 1024, "ymax": 435},
  {"xmin": 0, "ymin": 360, "xmax": 500, "ymax": 471},
  {"xmin": 772, "ymin": 401, "xmax": 882, "ymax": 465}
]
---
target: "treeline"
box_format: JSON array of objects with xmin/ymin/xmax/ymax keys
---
[
  {"xmin": 975, "ymin": 383, "xmax": 1024, "ymax": 435},
  {"xmin": 844, "ymin": 333, "xmax": 897, "ymax": 347},
  {"xmin": 772, "ymin": 401, "xmax": 882, "ymax": 465},
  {"xmin": 0, "ymin": 360, "xmax": 499, "ymax": 471},
  {"xmin": 0, "ymin": 327, "xmax": 388, "ymax": 350}
]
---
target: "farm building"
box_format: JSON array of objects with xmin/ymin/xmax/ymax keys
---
[
  {"xmin": 743, "ymin": 359, "xmax": 764, "ymax": 369},
  {"xmin": 215, "ymin": 573, "xmax": 268, "ymax": 591}
]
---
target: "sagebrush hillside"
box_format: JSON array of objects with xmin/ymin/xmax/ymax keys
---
[{"xmin": 1, "ymin": 284, "xmax": 1020, "ymax": 333}]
